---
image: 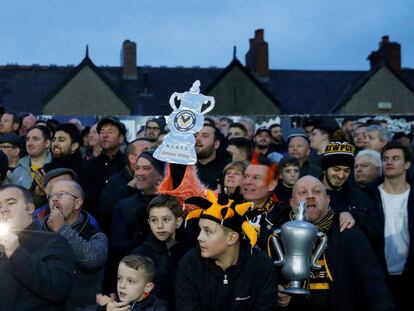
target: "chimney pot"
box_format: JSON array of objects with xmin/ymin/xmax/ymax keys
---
[{"xmin": 255, "ymin": 29, "xmax": 264, "ymax": 41}]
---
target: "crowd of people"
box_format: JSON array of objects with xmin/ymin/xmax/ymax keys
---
[{"xmin": 0, "ymin": 111, "xmax": 412, "ymax": 310}]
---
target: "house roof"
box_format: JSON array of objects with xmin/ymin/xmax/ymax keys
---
[
  {"xmin": 42, "ymin": 55, "xmax": 133, "ymax": 110},
  {"xmin": 330, "ymin": 66, "xmax": 414, "ymax": 113},
  {"xmin": 265, "ymin": 69, "xmax": 366, "ymax": 114},
  {"xmin": 2, "ymin": 55, "xmax": 414, "ymax": 116},
  {"xmin": 204, "ymin": 58, "xmax": 281, "ymax": 109}
]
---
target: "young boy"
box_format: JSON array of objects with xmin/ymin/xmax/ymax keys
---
[
  {"xmin": 274, "ymin": 156, "xmax": 300, "ymax": 204},
  {"xmin": 175, "ymin": 190, "xmax": 278, "ymax": 310},
  {"xmin": 92, "ymin": 255, "xmax": 168, "ymax": 311},
  {"xmin": 132, "ymin": 195, "xmax": 194, "ymax": 309}
]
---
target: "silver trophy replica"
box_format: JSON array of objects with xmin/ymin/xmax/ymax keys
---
[
  {"xmin": 153, "ymin": 80, "xmax": 215, "ymax": 165},
  {"xmin": 270, "ymin": 201, "xmax": 328, "ymax": 295}
]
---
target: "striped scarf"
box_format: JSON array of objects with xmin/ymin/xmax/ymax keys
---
[{"xmin": 289, "ymin": 207, "xmax": 334, "ymax": 232}]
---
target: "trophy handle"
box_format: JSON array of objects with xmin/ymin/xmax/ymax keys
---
[
  {"xmin": 169, "ymin": 93, "xmax": 181, "ymax": 110},
  {"xmin": 270, "ymin": 229, "xmax": 285, "ymax": 266},
  {"xmin": 201, "ymin": 97, "xmax": 215, "ymax": 114},
  {"xmin": 310, "ymin": 231, "xmax": 328, "ymax": 269}
]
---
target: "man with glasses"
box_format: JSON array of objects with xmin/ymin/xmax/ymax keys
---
[
  {"xmin": 0, "ymin": 133, "xmax": 21, "ymax": 173},
  {"xmin": 42, "ymin": 179, "xmax": 108, "ymax": 310},
  {"xmin": 144, "ymin": 118, "xmax": 165, "ymax": 143}
]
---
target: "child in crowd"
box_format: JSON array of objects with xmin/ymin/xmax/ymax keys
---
[
  {"xmin": 274, "ymin": 156, "xmax": 301, "ymax": 204},
  {"xmin": 87, "ymin": 255, "xmax": 168, "ymax": 311},
  {"xmin": 132, "ymin": 195, "xmax": 194, "ymax": 309},
  {"xmin": 175, "ymin": 190, "xmax": 278, "ymax": 310}
]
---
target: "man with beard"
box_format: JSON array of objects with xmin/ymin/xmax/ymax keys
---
[
  {"xmin": 277, "ymin": 176, "xmax": 395, "ymax": 311},
  {"xmin": 253, "ymin": 127, "xmax": 274, "ymax": 156},
  {"xmin": 269, "ymin": 123, "xmax": 288, "ymax": 153},
  {"xmin": 320, "ymin": 141, "xmax": 381, "ymax": 247},
  {"xmin": 37, "ymin": 123, "xmax": 84, "ymax": 207},
  {"xmin": 144, "ymin": 118, "xmax": 165, "ymax": 143},
  {"xmin": 195, "ymin": 125, "xmax": 231, "ymax": 189},
  {"xmin": 44, "ymin": 123, "xmax": 83, "ymax": 174}
]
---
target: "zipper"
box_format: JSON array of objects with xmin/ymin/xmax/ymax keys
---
[{"xmin": 223, "ymin": 274, "xmax": 228, "ymax": 285}]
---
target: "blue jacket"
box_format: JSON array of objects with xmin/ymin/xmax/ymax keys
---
[{"xmin": 9, "ymin": 152, "xmax": 52, "ymax": 188}]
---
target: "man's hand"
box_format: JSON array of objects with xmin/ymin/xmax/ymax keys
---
[
  {"xmin": 47, "ymin": 209, "xmax": 65, "ymax": 232},
  {"xmin": 277, "ymin": 285, "xmax": 292, "ymax": 307},
  {"xmin": 0, "ymin": 231, "xmax": 20, "ymax": 258},
  {"xmin": 33, "ymin": 169, "xmax": 46, "ymax": 195},
  {"xmin": 96, "ymin": 293, "xmax": 113, "ymax": 306},
  {"xmin": 339, "ymin": 211, "xmax": 355, "ymax": 232}
]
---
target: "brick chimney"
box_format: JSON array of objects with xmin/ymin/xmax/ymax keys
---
[
  {"xmin": 245, "ymin": 29, "xmax": 269, "ymax": 78},
  {"xmin": 121, "ymin": 40, "xmax": 137, "ymax": 80},
  {"xmin": 368, "ymin": 36, "xmax": 401, "ymax": 74}
]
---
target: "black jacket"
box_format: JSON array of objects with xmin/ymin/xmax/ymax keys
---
[
  {"xmin": 274, "ymin": 182, "xmax": 293, "ymax": 205},
  {"xmin": 327, "ymin": 183, "xmax": 382, "ymax": 252},
  {"xmin": 364, "ymin": 177, "xmax": 414, "ymax": 279},
  {"xmin": 110, "ymin": 192, "xmax": 156, "ymax": 256},
  {"xmin": 43, "ymin": 149, "xmax": 84, "ymax": 175},
  {"xmin": 80, "ymin": 295, "xmax": 169, "ymax": 311},
  {"xmin": 284, "ymin": 214, "xmax": 396, "ymax": 311},
  {"xmin": 196, "ymin": 149, "xmax": 231, "ymax": 189},
  {"xmin": 98, "ymin": 166, "xmax": 136, "ymax": 233},
  {"xmin": 0, "ymin": 223, "xmax": 75, "ymax": 311},
  {"xmin": 132, "ymin": 230, "xmax": 194, "ymax": 308},
  {"xmin": 82, "ymin": 150, "xmax": 126, "ymax": 217},
  {"xmin": 175, "ymin": 242, "xmax": 278, "ymax": 311}
]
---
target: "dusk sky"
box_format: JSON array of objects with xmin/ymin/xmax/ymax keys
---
[{"xmin": 1, "ymin": 0, "xmax": 413, "ymax": 70}]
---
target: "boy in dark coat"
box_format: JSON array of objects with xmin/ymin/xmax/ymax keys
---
[
  {"xmin": 84, "ymin": 255, "xmax": 168, "ymax": 311},
  {"xmin": 132, "ymin": 195, "xmax": 193, "ymax": 308}
]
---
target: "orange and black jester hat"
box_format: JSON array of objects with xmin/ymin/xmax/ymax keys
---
[{"xmin": 184, "ymin": 190, "xmax": 258, "ymax": 248}]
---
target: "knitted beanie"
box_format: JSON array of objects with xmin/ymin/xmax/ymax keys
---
[{"xmin": 321, "ymin": 141, "xmax": 355, "ymax": 170}]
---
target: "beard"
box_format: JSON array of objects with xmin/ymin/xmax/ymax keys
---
[
  {"xmin": 325, "ymin": 174, "xmax": 344, "ymax": 190},
  {"xmin": 196, "ymin": 145, "xmax": 215, "ymax": 159}
]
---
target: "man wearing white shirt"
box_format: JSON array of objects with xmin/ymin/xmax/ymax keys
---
[{"xmin": 366, "ymin": 141, "xmax": 414, "ymax": 311}]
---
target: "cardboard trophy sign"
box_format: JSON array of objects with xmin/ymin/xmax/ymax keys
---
[{"xmin": 154, "ymin": 80, "xmax": 215, "ymax": 164}]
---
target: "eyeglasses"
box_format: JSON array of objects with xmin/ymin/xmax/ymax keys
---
[
  {"xmin": 0, "ymin": 145, "xmax": 15, "ymax": 150},
  {"xmin": 47, "ymin": 191, "xmax": 79, "ymax": 201},
  {"xmin": 146, "ymin": 126, "xmax": 160, "ymax": 131}
]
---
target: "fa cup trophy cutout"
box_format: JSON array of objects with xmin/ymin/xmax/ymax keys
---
[
  {"xmin": 270, "ymin": 201, "xmax": 328, "ymax": 295},
  {"xmin": 154, "ymin": 80, "xmax": 215, "ymax": 165}
]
